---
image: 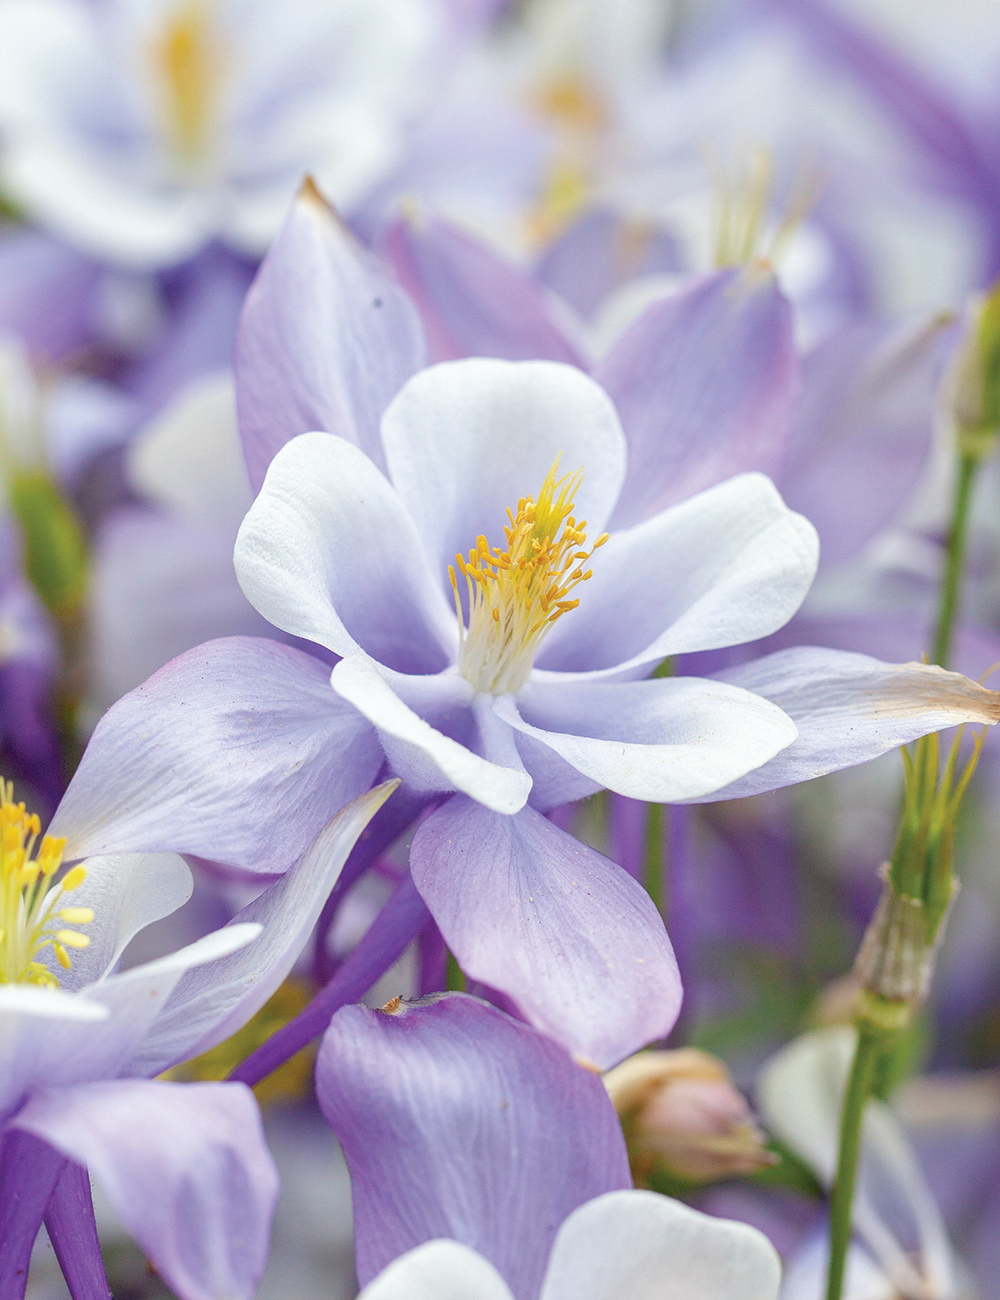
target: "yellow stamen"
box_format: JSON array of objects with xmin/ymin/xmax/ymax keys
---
[
  {"xmin": 151, "ymin": 2, "xmax": 222, "ymax": 164},
  {"xmin": 707, "ymin": 144, "xmax": 819, "ymax": 270},
  {"xmin": 450, "ymin": 457, "xmax": 607, "ymax": 694},
  {"xmin": 0, "ymin": 779, "xmax": 93, "ymax": 986}
]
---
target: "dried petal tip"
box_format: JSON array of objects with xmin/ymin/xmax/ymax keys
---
[{"xmin": 604, "ymin": 1049, "xmax": 777, "ymax": 1186}]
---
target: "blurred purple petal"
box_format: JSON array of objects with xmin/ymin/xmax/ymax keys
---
[
  {"xmin": 316, "ymin": 992, "xmax": 630, "ymax": 1298},
  {"xmin": 0, "ymin": 228, "xmax": 101, "ymax": 361},
  {"xmin": 409, "ymin": 797, "xmax": 682, "ymax": 1068},
  {"xmin": 596, "ymin": 267, "xmax": 798, "ymax": 529},
  {"xmin": 767, "ymin": 0, "xmax": 1000, "ymax": 216},
  {"xmin": 15, "ymin": 1079, "xmax": 278, "ymax": 1300},
  {"xmin": 535, "ymin": 209, "xmax": 682, "ymax": 321},
  {"xmin": 778, "ymin": 314, "xmax": 954, "ymax": 569},
  {"xmin": 126, "ymin": 245, "xmax": 256, "ymax": 420},
  {"xmin": 382, "ymin": 214, "xmax": 585, "ymax": 365}
]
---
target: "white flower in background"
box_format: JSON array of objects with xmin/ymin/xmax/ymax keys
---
[
  {"xmin": 757, "ymin": 1028, "xmax": 959, "ymax": 1300},
  {"xmin": 0, "ymin": 0, "xmax": 454, "ymax": 267}
]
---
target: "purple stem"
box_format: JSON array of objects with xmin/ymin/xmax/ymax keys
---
[
  {"xmin": 311, "ymin": 786, "xmax": 426, "ymax": 984},
  {"xmin": 44, "ymin": 1160, "xmax": 111, "ymax": 1300},
  {"xmin": 0, "ymin": 1129, "xmax": 66, "ymax": 1300},
  {"xmin": 418, "ymin": 918, "xmax": 448, "ymax": 994},
  {"xmin": 231, "ymin": 873, "xmax": 432, "ymax": 1087}
]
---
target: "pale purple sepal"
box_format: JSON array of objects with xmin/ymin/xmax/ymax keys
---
[
  {"xmin": 316, "ymin": 992, "xmax": 631, "ymax": 1300},
  {"xmin": 44, "ymin": 1160, "xmax": 110, "ymax": 1300},
  {"xmin": 778, "ymin": 315, "xmax": 953, "ymax": 569},
  {"xmin": 51, "ymin": 636, "xmax": 383, "ymax": 872},
  {"xmin": 535, "ymin": 208, "xmax": 682, "ymax": 320},
  {"xmin": 127, "ymin": 782, "xmax": 399, "ymax": 1076},
  {"xmin": 382, "ymin": 214, "xmax": 586, "ymax": 366},
  {"xmin": 409, "ymin": 796, "xmax": 682, "ymax": 1068},
  {"xmin": 14, "ymin": 1079, "xmax": 279, "ymax": 1300},
  {"xmin": 595, "ymin": 266, "xmax": 798, "ymax": 529},
  {"xmin": 699, "ymin": 646, "xmax": 1000, "ymax": 801},
  {"xmin": 235, "ymin": 183, "xmax": 426, "ymax": 491},
  {"xmin": 0, "ymin": 1128, "xmax": 66, "ymax": 1300},
  {"xmin": 230, "ymin": 872, "xmax": 431, "ymax": 1087},
  {"xmin": 766, "ymin": 0, "xmax": 1000, "ymax": 215}
]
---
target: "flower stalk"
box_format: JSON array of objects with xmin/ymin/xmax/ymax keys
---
[{"xmin": 825, "ymin": 726, "xmax": 983, "ymax": 1300}]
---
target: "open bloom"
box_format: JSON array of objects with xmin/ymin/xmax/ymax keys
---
[
  {"xmin": 0, "ymin": 779, "xmax": 393, "ymax": 1300},
  {"xmin": 54, "ymin": 185, "xmax": 1000, "ymax": 1069},
  {"xmin": 317, "ymin": 991, "xmax": 783, "ymax": 1300},
  {"xmin": 0, "ymin": 0, "xmax": 459, "ymax": 267}
]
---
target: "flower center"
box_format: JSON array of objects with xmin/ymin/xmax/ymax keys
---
[
  {"xmin": 449, "ymin": 457, "xmax": 608, "ymax": 695},
  {"xmin": 151, "ymin": 2, "xmax": 223, "ymax": 165},
  {"xmin": 0, "ymin": 780, "xmax": 92, "ymax": 987}
]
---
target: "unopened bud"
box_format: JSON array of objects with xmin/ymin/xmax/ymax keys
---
[
  {"xmin": 949, "ymin": 277, "xmax": 1000, "ymax": 459},
  {"xmin": 604, "ymin": 1049, "xmax": 777, "ymax": 1186}
]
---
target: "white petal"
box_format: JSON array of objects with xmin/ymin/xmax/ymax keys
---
[
  {"xmin": 331, "ymin": 655, "xmax": 531, "ymax": 814},
  {"xmin": 497, "ymin": 676, "xmax": 796, "ymax": 804},
  {"xmin": 0, "ymin": 984, "xmax": 107, "ymax": 1022},
  {"xmin": 537, "ymin": 473, "xmax": 818, "ymax": 677},
  {"xmin": 381, "ymin": 358, "xmax": 627, "ymax": 583},
  {"xmin": 0, "ymin": 926, "xmax": 258, "ymax": 1120},
  {"xmin": 53, "ymin": 853, "xmax": 193, "ymax": 991},
  {"xmin": 781, "ymin": 1231, "xmax": 897, "ymax": 1300},
  {"xmin": 757, "ymin": 1030, "xmax": 956, "ymax": 1300},
  {"xmin": 540, "ymin": 1190, "xmax": 781, "ymax": 1300},
  {"xmin": 235, "ymin": 432, "xmax": 456, "ymax": 672},
  {"xmin": 359, "ymin": 1241, "xmax": 515, "ymax": 1300}
]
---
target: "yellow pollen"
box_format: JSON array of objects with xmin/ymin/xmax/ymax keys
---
[
  {"xmin": 0, "ymin": 779, "xmax": 91, "ymax": 987},
  {"xmin": 449, "ymin": 456, "xmax": 608, "ymax": 694},
  {"xmin": 151, "ymin": 2, "xmax": 222, "ymax": 164}
]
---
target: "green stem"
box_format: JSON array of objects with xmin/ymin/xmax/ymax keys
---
[
  {"xmin": 825, "ymin": 1028, "xmax": 882, "ymax": 1300},
  {"xmin": 931, "ymin": 452, "xmax": 979, "ymax": 668},
  {"xmin": 644, "ymin": 802, "xmax": 665, "ymax": 916}
]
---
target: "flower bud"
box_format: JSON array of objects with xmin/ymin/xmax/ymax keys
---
[
  {"xmin": 949, "ymin": 277, "xmax": 1000, "ymax": 460},
  {"xmin": 604, "ymin": 1048, "xmax": 777, "ymax": 1186}
]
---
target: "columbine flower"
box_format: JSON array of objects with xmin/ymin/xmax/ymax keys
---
[
  {"xmin": 54, "ymin": 185, "xmax": 1000, "ymax": 1070},
  {"xmin": 316, "ymin": 991, "xmax": 783, "ymax": 1300},
  {"xmin": 0, "ymin": 0, "xmax": 459, "ymax": 268},
  {"xmin": 0, "ymin": 777, "xmax": 394, "ymax": 1300}
]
